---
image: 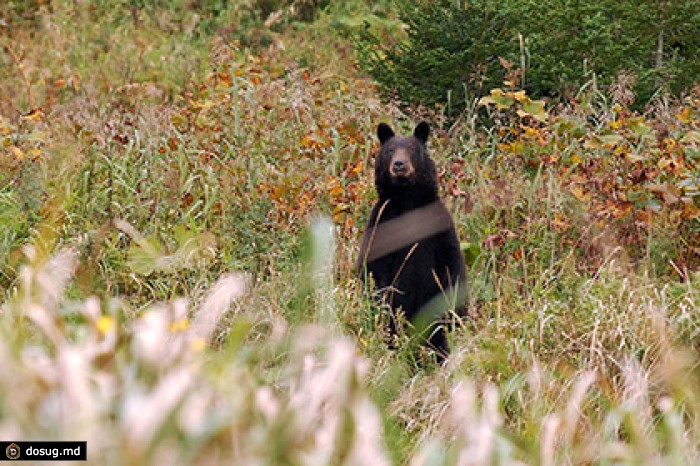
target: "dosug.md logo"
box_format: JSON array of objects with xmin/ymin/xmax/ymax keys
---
[{"xmin": 5, "ymin": 443, "xmax": 20, "ymax": 460}]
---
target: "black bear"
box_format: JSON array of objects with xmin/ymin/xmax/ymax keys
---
[{"xmin": 358, "ymin": 122, "xmax": 467, "ymax": 361}]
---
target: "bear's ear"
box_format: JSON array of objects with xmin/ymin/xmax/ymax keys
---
[
  {"xmin": 377, "ymin": 123, "xmax": 395, "ymax": 145},
  {"xmin": 413, "ymin": 122, "xmax": 430, "ymax": 143}
]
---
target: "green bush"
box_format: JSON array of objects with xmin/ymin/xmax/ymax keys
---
[
  {"xmin": 523, "ymin": 0, "xmax": 700, "ymax": 102},
  {"xmin": 356, "ymin": 0, "xmax": 700, "ymax": 116},
  {"xmin": 356, "ymin": 0, "xmax": 520, "ymax": 115}
]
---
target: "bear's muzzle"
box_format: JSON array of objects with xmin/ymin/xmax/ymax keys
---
[{"xmin": 389, "ymin": 149, "xmax": 414, "ymax": 179}]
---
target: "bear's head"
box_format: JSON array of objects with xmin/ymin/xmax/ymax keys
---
[{"xmin": 375, "ymin": 122, "xmax": 438, "ymax": 201}]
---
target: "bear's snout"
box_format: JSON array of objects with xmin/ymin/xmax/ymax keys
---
[{"xmin": 389, "ymin": 149, "xmax": 414, "ymax": 178}]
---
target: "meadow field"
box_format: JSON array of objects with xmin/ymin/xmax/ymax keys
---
[{"xmin": 1, "ymin": 2, "xmax": 700, "ymax": 464}]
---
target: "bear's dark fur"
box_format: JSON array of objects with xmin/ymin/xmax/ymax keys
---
[{"xmin": 358, "ymin": 122, "xmax": 467, "ymax": 361}]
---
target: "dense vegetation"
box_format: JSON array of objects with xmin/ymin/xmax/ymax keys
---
[
  {"xmin": 357, "ymin": 0, "xmax": 700, "ymax": 116},
  {"xmin": 1, "ymin": 1, "xmax": 700, "ymax": 464}
]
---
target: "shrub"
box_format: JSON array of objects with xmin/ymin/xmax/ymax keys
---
[
  {"xmin": 356, "ymin": 0, "xmax": 700, "ymax": 116},
  {"xmin": 356, "ymin": 0, "xmax": 520, "ymax": 116}
]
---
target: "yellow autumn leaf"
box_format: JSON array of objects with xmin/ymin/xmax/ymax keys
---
[
  {"xmin": 328, "ymin": 186, "xmax": 344, "ymax": 198},
  {"xmin": 351, "ymin": 160, "xmax": 364, "ymax": 175},
  {"xmin": 27, "ymin": 148, "xmax": 42, "ymax": 161},
  {"xmin": 512, "ymin": 90, "xmax": 528, "ymax": 102},
  {"xmin": 22, "ymin": 109, "xmax": 43, "ymax": 122},
  {"xmin": 478, "ymin": 95, "xmax": 496, "ymax": 107},
  {"xmin": 608, "ymin": 120, "xmax": 623, "ymax": 130},
  {"xmin": 552, "ymin": 212, "xmax": 569, "ymax": 232},
  {"xmin": 332, "ymin": 203, "xmax": 349, "ymax": 215},
  {"xmin": 658, "ymin": 158, "xmax": 674, "ymax": 170},
  {"xmin": 0, "ymin": 123, "xmax": 13, "ymax": 135},
  {"xmin": 678, "ymin": 107, "xmax": 692, "ymax": 124},
  {"xmin": 218, "ymin": 71, "xmax": 233, "ymax": 86},
  {"xmin": 522, "ymin": 127, "xmax": 540, "ymax": 137},
  {"xmin": 8, "ymin": 146, "xmax": 24, "ymax": 160},
  {"xmin": 570, "ymin": 185, "xmax": 589, "ymax": 201}
]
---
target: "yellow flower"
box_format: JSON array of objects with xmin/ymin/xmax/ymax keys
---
[
  {"xmin": 97, "ymin": 316, "xmax": 115, "ymax": 335},
  {"xmin": 170, "ymin": 318, "xmax": 190, "ymax": 333},
  {"xmin": 191, "ymin": 337, "xmax": 206, "ymax": 352}
]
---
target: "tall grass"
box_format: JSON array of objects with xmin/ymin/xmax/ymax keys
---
[{"xmin": 2, "ymin": 225, "xmax": 700, "ymax": 464}]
